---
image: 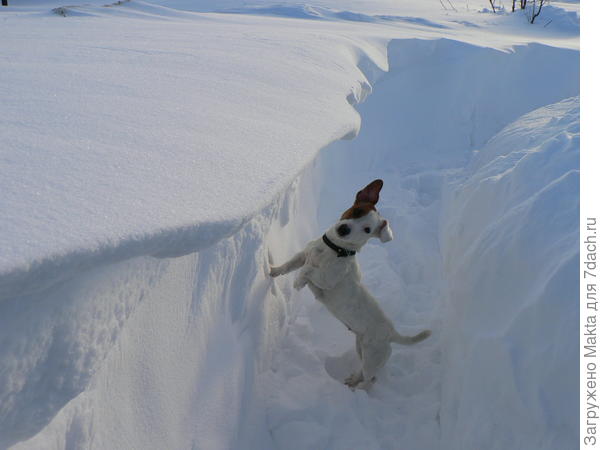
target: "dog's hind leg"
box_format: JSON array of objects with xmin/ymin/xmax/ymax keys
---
[
  {"xmin": 344, "ymin": 335, "xmax": 365, "ymax": 389},
  {"xmin": 270, "ymin": 251, "xmax": 306, "ymax": 277},
  {"xmin": 353, "ymin": 341, "xmax": 392, "ymax": 391},
  {"xmin": 355, "ymin": 334, "xmax": 363, "ymax": 360}
]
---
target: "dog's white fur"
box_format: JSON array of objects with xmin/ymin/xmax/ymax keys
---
[{"xmin": 270, "ymin": 180, "xmax": 431, "ymax": 390}]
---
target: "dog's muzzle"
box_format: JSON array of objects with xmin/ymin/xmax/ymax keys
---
[{"xmin": 378, "ymin": 220, "xmax": 393, "ymax": 243}]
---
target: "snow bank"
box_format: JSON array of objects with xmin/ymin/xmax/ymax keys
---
[
  {"xmin": 439, "ymin": 97, "xmax": 579, "ymax": 449},
  {"xmin": 1, "ymin": 164, "xmax": 321, "ymax": 449}
]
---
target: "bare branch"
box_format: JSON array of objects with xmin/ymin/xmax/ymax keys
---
[
  {"xmin": 446, "ymin": 0, "xmax": 458, "ymax": 12},
  {"xmin": 530, "ymin": 0, "xmax": 545, "ymax": 23}
]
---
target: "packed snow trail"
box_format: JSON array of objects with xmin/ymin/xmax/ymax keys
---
[{"xmin": 264, "ymin": 168, "xmax": 444, "ymax": 449}]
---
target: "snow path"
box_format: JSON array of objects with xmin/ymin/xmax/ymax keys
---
[{"xmin": 265, "ymin": 167, "xmax": 444, "ymax": 449}]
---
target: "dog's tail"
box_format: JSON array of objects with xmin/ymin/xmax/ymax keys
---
[{"xmin": 391, "ymin": 329, "xmax": 431, "ymax": 345}]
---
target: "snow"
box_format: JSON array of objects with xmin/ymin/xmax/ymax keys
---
[
  {"xmin": 0, "ymin": 0, "xmax": 579, "ymax": 449},
  {"xmin": 439, "ymin": 97, "xmax": 579, "ymax": 449}
]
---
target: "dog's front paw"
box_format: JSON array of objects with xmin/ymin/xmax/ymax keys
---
[
  {"xmin": 269, "ymin": 266, "xmax": 281, "ymax": 278},
  {"xmin": 293, "ymin": 277, "xmax": 307, "ymax": 291}
]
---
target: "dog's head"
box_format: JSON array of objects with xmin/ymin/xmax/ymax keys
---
[{"xmin": 327, "ymin": 179, "xmax": 393, "ymax": 250}]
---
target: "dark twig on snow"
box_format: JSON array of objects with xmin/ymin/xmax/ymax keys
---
[{"xmin": 530, "ymin": 0, "xmax": 545, "ymax": 23}]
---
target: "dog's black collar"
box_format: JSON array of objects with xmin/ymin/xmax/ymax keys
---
[{"xmin": 322, "ymin": 233, "xmax": 356, "ymax": 258}]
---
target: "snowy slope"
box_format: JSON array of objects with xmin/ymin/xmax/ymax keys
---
[
  {"xmin": 439, "ymin": 97, "xmax": 579, "ymax": 450},
  {"xmin": 0, "ymin": 0, "xmax": 579, "ymax": 449}
]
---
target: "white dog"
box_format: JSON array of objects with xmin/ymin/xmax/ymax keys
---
[{"xmin": 270, "ymin": 179, "xmax": 431, "ymax": 390}]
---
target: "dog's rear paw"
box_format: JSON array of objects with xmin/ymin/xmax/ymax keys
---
[
  {"xmin": 354, "ymin": 377, "xmax": 375, "ymax": 391},
  {"xmin": 344, "ymin": 372, "xmax": 363, "ymax": 388},
  {"xmin": 345, "ymin": 373, "xmax": 376, "ymax": 391}
]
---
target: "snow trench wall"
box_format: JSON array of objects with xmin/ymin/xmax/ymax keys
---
[
  {"xmin": 438, "ymin": 97, "xmax": 580, "ymax": 450},
  {"xmin": 0, "ymin": 163, "xmax": 322, "ymax": 449}
]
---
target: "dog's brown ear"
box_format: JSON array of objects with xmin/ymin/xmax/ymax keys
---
[{"xmin": 355, "ymin": 179, "xmax": 383, "ymax": 205}]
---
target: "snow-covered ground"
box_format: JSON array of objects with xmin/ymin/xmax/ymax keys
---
[{"xmin": 1, "ymin": 0, "xmax": 579, "ymax": 449}]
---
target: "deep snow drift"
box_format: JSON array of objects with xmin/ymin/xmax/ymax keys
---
[
  {"xmin": 0, "ymin": 1, "xmax": 579, "ymax": 449},
  {"xmin": 439, "ymin": 97, "xmax": 579, "ymax": 450}
]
